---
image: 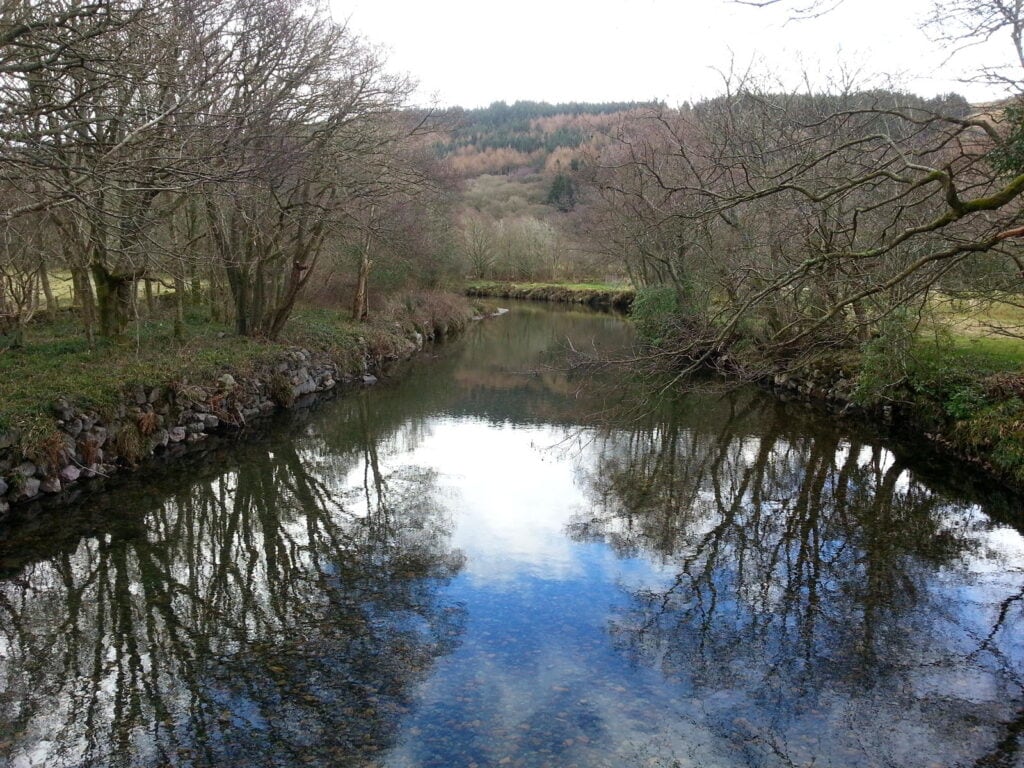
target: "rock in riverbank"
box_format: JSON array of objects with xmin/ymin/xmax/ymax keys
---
[{"xmin": 0, "ymin": 317, "xmax": 469, "ymax": 517}]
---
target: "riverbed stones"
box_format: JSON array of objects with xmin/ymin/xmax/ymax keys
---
[
  {"xmin": 0, "ymin": 478, "xmax": 7, "ymax": 496},
  {"xmin": 60, "ymin": 465, "xmax": 81, "ymax": 484},
  {"xmin": 40, "ymin": 477, "xmax": 61, "ymax": 494},
  {"xmin": 168, "ymin": 426, "xmax": 187, "ymax": 443},
  {"xmin": 362, "ymin": 374, "xmax": 378, "ymax": 386}
]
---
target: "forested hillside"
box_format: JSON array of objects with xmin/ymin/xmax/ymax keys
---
[{"xmin": 439, "ymin": 100, "xmax": 658, "ymax": 282}]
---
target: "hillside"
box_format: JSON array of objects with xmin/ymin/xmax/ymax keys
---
[{"xmin": 438, "ymin": 101, "xmax": 657, "ymax": 282}]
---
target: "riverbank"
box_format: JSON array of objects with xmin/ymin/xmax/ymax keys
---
[
  {"xmin": 465, "ymin": 280, "xmax": 635, "ymax": 311},
  {"xmin": 674, "ymin": 334, "xmax": 1024, "ymax": 495},
  {"xmin": 468, "ymin": 283, "xmax": 1024, "ymax": 495},
  {"xmin": 761, "ymin": 344, "xmax": 1024, "ymax": 493},
  {"xmin": 0, "ymin": 293, "xmax": 475, "ymax": 517}
]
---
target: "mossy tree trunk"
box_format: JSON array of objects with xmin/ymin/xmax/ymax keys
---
[
  {"xmin": 173, "ymin": 274, "xmax": 186, "ymax": 341},
  {"xmin": 91, "ymin": 261, "xmax": 136, "ymax": 338}
]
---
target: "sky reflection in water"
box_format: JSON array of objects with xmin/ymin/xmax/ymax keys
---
[{"xmin": 1, "ymin": 303, "xmax": 1023, "ymax": 768}]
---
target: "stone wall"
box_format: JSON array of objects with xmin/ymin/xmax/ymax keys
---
[{"xmin": 0, "ymin": 328, "xmax": 436, "ymax": 518}]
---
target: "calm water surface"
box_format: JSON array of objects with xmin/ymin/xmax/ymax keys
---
[{"xmin": 1, "ymin": 303, "xmax": 1023, "ymax": 767}]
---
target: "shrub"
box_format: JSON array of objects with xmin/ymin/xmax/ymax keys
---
[
  {"xmin": 852, "ymin": 312, "xmax": 917, "ymax": 406},
  {"xmin": 631, "ymin": 285, "xmax": 680, "ymax": 345},
  {"xmin": 114, "ymin": 422, "xmax": 145, "ymax": 465},
  {"xmin": 268, "ymin": 372, "xmax": 295, "ymax": 407}
]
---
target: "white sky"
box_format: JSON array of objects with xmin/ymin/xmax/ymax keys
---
[{"xmin": 333, "ymin": 0, "xmax": 1016, "ymax": 108}]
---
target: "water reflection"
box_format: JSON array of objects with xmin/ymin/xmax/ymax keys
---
[
  {"xmin": 575, "ymin": 388, "xmax": 1024, "ymax": 767},
  {"xmin": 0, "ymin": 304, "xmax": 1023, "ymax": 768},
  {"xmin": 0, "ymin": 398, "xmax": 465, "ymax": 767}
]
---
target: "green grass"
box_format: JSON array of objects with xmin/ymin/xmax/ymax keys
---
[
  {"xmin": 927, "ymin": 294, "xmax": 1024, "ymax": 365},
  {"xmin": 947, "ymin": 334, "xmax": 1024, "ymax": 367},
  {"xmin": 0, "ymin": 311, "xmax": 285, "ymax": 435},
  {"xmin": 0, "ymin": 293, "xmax": 473, "ymax": 441},
  {"xmin": 39, "ymin": 271, "xmax": 178, "ymax": 309}
]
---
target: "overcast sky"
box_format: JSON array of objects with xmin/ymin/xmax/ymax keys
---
[{"xmin": 333, "ymin": 0, "xmax": 1016, "ymax": 108}]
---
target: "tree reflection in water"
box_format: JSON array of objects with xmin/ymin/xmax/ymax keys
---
[
  {"xmin": 573, "ymin": 389, "xmax": 1024, "ymax": 768},
  {"xmin": 0, "ymin": 394, "xmax": 465, "ymax": 768}
]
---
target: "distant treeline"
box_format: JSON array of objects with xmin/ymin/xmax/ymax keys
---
[{"xmin": 437, "ymin": 100, "xmax": 663, "ymax": 155}]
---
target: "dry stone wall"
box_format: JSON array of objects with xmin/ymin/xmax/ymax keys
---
[{"xmin": 0, "ymin": 329, "xmax": 436, "ymax": 518}]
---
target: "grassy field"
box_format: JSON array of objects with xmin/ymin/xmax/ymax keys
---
[
  {"xmin": 930, "ymin": 295, "xmax": 1024, "ymax": 367},
  {"xmin": 38, "ymin": 271, "xmax": 176, "ymax": 309},
  {"xmin": 2, "ymin": 311, "xmax": 288, "ymax": 436}
]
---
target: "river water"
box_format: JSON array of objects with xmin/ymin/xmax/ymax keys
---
[{"xmin": 1, "ymin": 303, "xmax": 1023, "ymax": 768}]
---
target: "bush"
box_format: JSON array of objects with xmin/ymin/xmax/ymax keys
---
[
  {"xmin": 631, "ymin": 285, "xmax": 680, "ymax": 345},
  {"xmin": 852, "ymin": 312, "xmax": 917, "ymax": 405}
]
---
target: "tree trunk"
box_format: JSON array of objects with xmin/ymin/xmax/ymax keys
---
[
  {"xmin": 224, "ymin": 263, "xmax": 248, "ymax": 334},
  {"xmin": 92, "ymin": 263, "xmax": 134, "ymax": 338},
  {"xmin": 352, "ymin": 229, "xmax": 372, "ymax": 322},
  {"xmin": 8, "ymin": 320, "xmax": 24, "ymax": 349},
  {"xmin": 72, "ymin": 267, "xmax": 96, "ymax": 346},
  {"xmin": 852, "ymin": 300, "xmax": 871, "ymax": 343},
  {"xmin": 38, "ymin": 262, "xmax": 56, "ymax": 312},
  {"xmin": 170, "ymin": 275, "xmax": 183, "ymax": 340},
  {"xmin": 267, "ymin": 254, "xmax": 318, "ymax": 340}
]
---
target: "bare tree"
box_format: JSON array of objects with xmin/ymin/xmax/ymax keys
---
[{"xmin": 584, "ymin": 68, "xmax": 1024, "ymax": 377}]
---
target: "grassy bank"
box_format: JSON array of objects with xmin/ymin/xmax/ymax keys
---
[
  {"xmin": 1, "ymin": 292, "xmax": 474, "ymax": 448},
  {"xmin": 857, "ymin": 336, "xmax": 1024, "ymax": 487},
  {"xmin": 629, "ymin": 287, "xmax": 1024, "ymax": 491},
  {"xmin": 465, "ymin": 280, "xmax": 635, "ymax": 310},
  {"xmin": 764, "ymin": 325, "xmax": 1024, "ymax": 490}
]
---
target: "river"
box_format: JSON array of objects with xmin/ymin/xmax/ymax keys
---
[{"xmin": 1, "ymin": 302, "xmax": 1022, "ymax": 768}]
